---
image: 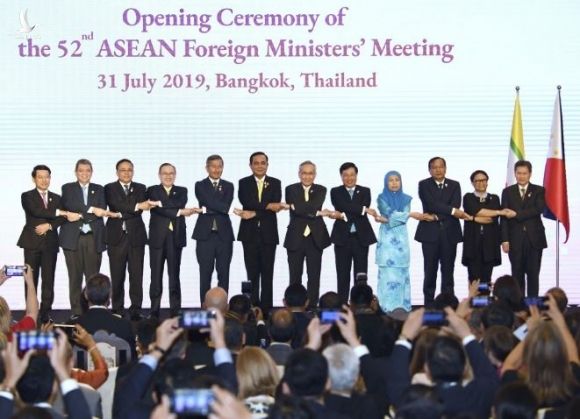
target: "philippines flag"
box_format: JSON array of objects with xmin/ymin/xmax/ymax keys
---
[{"xmin": 543, "ymin": 87, "xmax": 570, "ymax": 243}]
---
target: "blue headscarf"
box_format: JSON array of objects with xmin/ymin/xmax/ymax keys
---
[{"xmin": 378, "ymin": 170, "xmax": 412, "ymax": 216}]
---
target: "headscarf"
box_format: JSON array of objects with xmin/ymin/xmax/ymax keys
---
[{"xmin": 378, "ymin": 170, "xmax": 412, "ymax": 216}]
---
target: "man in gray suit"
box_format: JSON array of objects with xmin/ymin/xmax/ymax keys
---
[
  {"xmin": 266, "ymin": 308, "xmax": 295, "ymax": 365},
  {"xmin": 59, "ymin": 159, "xmax": 108, "ymax": 318}
]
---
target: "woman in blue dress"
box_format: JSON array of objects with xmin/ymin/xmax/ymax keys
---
[{"xmin": 375, "ymin": 171, "xmax": 423, "ymax": 312}]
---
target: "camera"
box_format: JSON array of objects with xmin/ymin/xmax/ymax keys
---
[
  {"xmin": 470, "ymin": 296, "xmax": 492, "ymax": 308},
  {"xmin": 15, "ymin": 331, "xmax": 55, "ymax": 352},
  {"xmin": 525, "ymin": 297, "xmax": 548, "ymax": 310},
  {"xmin": 179, "ymin": 310, "xmax": 216, "ymax": 329},
  {"xmin": 170, "ymin": 388, "xmax": 214, "ymax": 415},
  {"xmin": 4, "ymin": 265, "xmax": 27, "ymax": 277},
  {"xmin": 422, "ymin": 310, "xmax": 448, "ymax": 327},
  {"xmin": 319, "ymin": 309, "xmax": 341, "ymax": 324}
]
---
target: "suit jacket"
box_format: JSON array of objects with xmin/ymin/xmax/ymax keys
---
[
  {"xmin": 330, "ymin": 185, "xmax": 377, "ymax": 247},
  {"xmin": 500, "ymin": 183, "xmax": 547, "ymax": 250},
  {"xmin": 414, "ymin": 177, "xmax": 463, "ymax": 244},
  {"xmin": 266, "ymin": 342, "xmax": 293, "ymax": 365},
  {"xmin": 237, "ymin": 175, "xmax": 282, "ymax": 244},
  {"xmin": 17, "ymin": 189, "xmax": 64, "ymax": 251},
  {"xmin": 76, "ymin": 307, "xmax": 136, "ymax": 358},
  {"xmin": 192, "ymin": 178, "xmax": 234, "ymax": 242},
  {"xmin": 146, "ymin": 184, "xmax": 188, "ymax": 248},
  {"xmin": 59, "ymin": 182, "xmax": 107, "ymax": 252},
  {"xmin": 0, "ymin": 388, "xmax": 92, "ymax": 419},
  {"xmin": 104, "ymin": 181, "xmax": 148, "ymax": 247},
  {"xmin": 462, "ymin": 192, "xmax": 501, "ymax": 265},
  {"xmin": 283, "ymin": 183, "xmax": 331, "ymax": 251}
]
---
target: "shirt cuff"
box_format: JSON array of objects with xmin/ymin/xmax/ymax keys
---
[
  {"xmin": 134, "ymin": 204, "xmax": 140, "ymax": 212},
  {"xmin": 140, "ymin": 354, "xmax": 159, "ymax": 371},
  {"xmin": 214, "ymin": 347, "xmax": 233, "ymax": 365},
  {"xmin": 0, "ymin": 391, "xmax": 14, "ymax": 400},
  {"xmin": 60, "ymin": 379, "xmax": 79, "ymax": 395},
  {"xmin": 462, "ymin": 335, "xmax": 476, "ymax": 346},
  {"xmin": 352, "ymin": 345, "xmax": 370, "ymax": 358},
  {"xmin": 396, "ymin": 339, "xmax": 413, "ymax": 350},
  {"xmin": 157, "ymin": 201, "xmax": 163, "ymax": 208},
  {"xmin": 451, "ymin": 207, "xmax": 456, "ymax": 215},
  {"xmin": 202, "ymin": 206, "xmax": 207, "ymax": 214},
  {"xmin": 342, "ymin": 213, "xmax": 349, "ymax": 222},
  {"xmin": 176, "ymin": 209, "xmax": 181, "ymax": 217},
  {"xmin": 361, "ymin": 206, "xmax": 366, "ymax": 216},
  {"xmin": 56, "ymin": 209, "xmax": 61, "ymax": 217},
  {"xmin": 87, "ymin": 207, "xmax": 94, "ymax": 214}
]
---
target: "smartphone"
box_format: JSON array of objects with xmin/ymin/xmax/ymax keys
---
[
  {"xmin": 471, "ymin": 296, "xmax": 492, "ymax": 308},
  {"xmin": 170, "ymin": 388, "xmax": 214, "ymax": 415},
  {"xmin": 422, "ymin": 311, "xmax": 447, "ymax": 327},
  {"xmin": 525, "ymin": 297, "xmax": 548, "ymax": 310},
  {"xmin": 4, "ymin": 265, "xmax": 27, "ymax": 277},
  {"xmin": 179, "ymin": 310, "xmax": 216, "ymax": 328},
  {"xmin": 477, "ymin": 282, "xmax": 490, "ymax": 294},
  {"xmin": 15, "ymin": 331, "xmax": 55, "ymax": 352},
  {"xmin": 54, "ymin": 324, "xmax": 77, "ymax": 339},
  {"xmin": 319, "ymin": 310, "xmax": 341, "ymax": 324}
]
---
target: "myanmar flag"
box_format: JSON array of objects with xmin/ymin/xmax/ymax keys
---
[{"xmin": 506, "ymin": 90, "xmax": 525, "ymax": 186}]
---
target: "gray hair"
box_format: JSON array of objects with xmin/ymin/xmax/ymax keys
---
[{"xmin": 322, "ymin": 343, "xmax": 360, "ymax": 392}]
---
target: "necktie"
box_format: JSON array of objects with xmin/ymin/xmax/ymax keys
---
[
  {"xmin": 257, "ymin": 179, "xmax": 264, "ymax": 202},
  {"xmin": 165, "ymin": 187, "xmax": 173, "ymax": 231},
  {"xmin": 520, "ymin": 187, "xmax": 526, "ymax": 199},
  {"xmin": 348, "ymin": 189, "xmax": 356, "ymax": 233},
  {"xmin": 123, "ymin": 184, "xmax": 130, "ymax": 196},
  {"xmin": 303, "ymin": 188, "xmax": 311, "ymax": 237},
  {"xmin": 438, "ymin": 183, "xmax": 444, "ymax": 190},
  {"xmin": 41, "ymin": 191, "xmax": 48, "ymax": 208},
  {"xmin": 211, "ymin": 181, "xmax": 218, "ymax": 231},
  {"xmin": 81, "ymin": 186, "xmax": 91, "ymax": 233}
]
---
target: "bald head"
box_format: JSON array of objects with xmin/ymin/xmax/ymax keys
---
[
  {"xmin": 269, "ymin": 308, "xmax": 295, "ymax": 343},
  {"xmin": 203, "ymin": 287, "xmax": 228, "ymax": 314}
]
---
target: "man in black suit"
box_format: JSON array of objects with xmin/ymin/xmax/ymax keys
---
[
  {"xmin": 501, "ymin": 160, "xmax": 547, "ymax": 297},
  {"xmin": 77, "ymin": 273, "xmax": 136, "ymax": 359},
  {"xmin": 105, "ymin": 158, "xmax": 156, "ymax": 319},
  {"xmin": 60, "ymin": 159, "xmax": 108, "ymax": 318},
  {"xmin": 192, "ymin": 155, "xmax": 235, "ymax": 301},
  {"xmin": 414, "ymin": 157, "xmax": 467, "ymax": 305},
  {"xmin": 284, "ymin": 161, "xmax": 332, "ymax": 308},
  {"xmin": 329, "ymin": 162, "xmax": 378, "ymax": 303},
  {"xmin": 17, "ymin": 165, "xmax": 70, "ymax": 323},
  {"xmin": 147, "ymin": 163, "xmax": 197, "ymax": 318},
  {"xmin": 234, "ymin": 151, "xmax": 288, "ymax": 312},
  {"xmin": 266, "ymin": 308, "xmax": 295, "ymax": 365}
]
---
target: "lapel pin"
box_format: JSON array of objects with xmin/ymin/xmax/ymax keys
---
[
  {"xmin": 91, "ymin": 190, "xmax": 94, "ymax": 194},
  {"xmin": 130, "ymin": 188, "xmax": 134, "ymax": 193},
  {"xmin": 49, "ymin": 197, "xmax": 52, "ymax": 202},
  {"xmin": 445, "ymin": 183, "xmax": 448, "ymax": 188}
]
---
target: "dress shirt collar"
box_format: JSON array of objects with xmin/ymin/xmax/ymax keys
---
[
  {"xmin": 254, "ymin": 176, "xmax": 266, "ymax": 183},
  {"xmin": 518, "ymin": 183, "xmax": 530, "ymax": 190},
  {"xmin": 36, "ymin": 188, "xmax": 49, "ymax": 194},
  {"xmin": 78, "ymin": 182, "xmax": 89, "ymax": 188},
  {"xmin": 89, "ymin": 305, "xmax": 109, "ymax": 310},
  {"xmin": 120, "ymin": 181, "xmax": 131, "ymax": 189},
  {"xmin": 209, "ymin": 177, "xmax": 220, "ymax": 183}
]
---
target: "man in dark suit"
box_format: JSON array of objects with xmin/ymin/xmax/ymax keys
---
[
  {"xmin": 234, "ymin": 151, "xmax": 288, "ymax": 312},
  {"xmin": 266, "ymin": 308, "xmax": 295, "ymax": 365},
  {"xmin": 17, "ymin": 165, "xmax": 69, "ymax": 323},
  {"xmin": 147, "ymin": 163, "xmax": 197, "ymax": 318},
  {"xmin": 77, "ymin": 273, "xmax": 136, "ymax": 359},
  {"xmin": 284, "ymin": 161, "xmax": 332, "ymax": 307},
  {"xmin": 105, "ymin": 158, "xmax": 155, "ymax": 319},
  {"xmin": 414, "ymin": 157, "xmax": 467, "ymax": 305},
  {"xmin": 192, "ymin": 154, "xmax": 235, "ymax": 301},
  {"xmin": 59, "ymin": 159, "xmax": 108, "ymax": 318},
  {"xmin": 501, "ymin": 160, "xmax": 547, "ymax": 297},
  {"xmin": 329, "ymin": 162, "xmax": 378, "ymax": 303}
]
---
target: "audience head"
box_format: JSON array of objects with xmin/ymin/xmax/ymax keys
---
[
  {"xmin": 269, "ymin": 309, "xmax": 296, "ymax": 344},
  {"xmin": 322, "ymin": 343, "xmax": 359, "ymax": 394},
  {"xmin": 493, "ymin": 275, "xmax": 524, "ymax": 312},
  {"xmin": 224, "ymin": 319, "xmax": 245, "ymax": 353},
  {"xmin": 84, "ymin": 273, "xmax": 111, "ymax": 307},
  {"xmin": 203, "ymin": 287, "xmax": 228, "ymax": 314},
  {"xmin": 409, "ymin": 328, "xmax": 439, "ymax": 376},
  {"xmin": 523, "ymin": 320, "xmax": 575, "ymax": 405},
  {"xmin": 349, "ymin": 282, "xmax": 373, "ymax": 308},
  {"xmin": 284, "ymin": 284, "xmax": 309, "ymax": 310},
  {"xmin": 432, "ymin": 292, "xmax": 459, "ymax": 311},
  {"xmin": 16, "ymin": 355, "xmax": 55, "ymax": 404},
  {"xmin": 0, "ymin": 296, "xmax": 12, "ymax": 333},
  {"xmin": 283, "ymin": 349, "xmax": 329, "ymax": 398},
  {"xmin": 136, "ymin": 318, "xmax": 159, "ymax": 356},
  {"xmin": 236, "ymin": 346, "xmax": 280, "ymax": 399},
  {"xmin": 481, "ymin": 302, "xmax": 515, "ymax": 330},
  {"xmin": 483, "ymin": 326, "xmax": 518, "ymax": 367},
  {"xmin": 546, "ymin": 287, "xmax": 568, "ymax": 313},
  {"xmin": 395, "ymin": 384, "xmax": 444, "ymax": 419},
  {"xmin": 228, "ymin": 294, "xmax": 252, "ymax": 322},
  {"xmin": 12, "ymin": 407, "xmax": 53, "ymax": 419},
  {"xmin": 493, "ymin": 382, "xmax": 538, "ymax": 419},
  {"xmin": 267, "ymin": 395, "xmax": 315, "ymax": 419},
  {"xmin": 318, "ymin": 292, "xmax": 342, "ymax": 310},
  {"xmin": 426, "ymin": 336, "xmax": 466, "ymax": 383}
]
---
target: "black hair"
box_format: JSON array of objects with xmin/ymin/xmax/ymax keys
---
[
  {"xmin": 284, "ymin": 284, "xmax": 308, "ymax": 307},
  {"xmin": 426, "ymin": 336, "xmax": 466, "ymax": 383},
  {"xmin": 85, "ymin": 273, "xmax": 111, "ymax": 306},
  {"xmin": 284, "ymin": 349, "xmax": 328, "ymax": 397},
  {"xmin": 339, "ymin": 162, "xmax": 358, "ymax": 174},
  {"xmin": 31, "ymin": 165, "xmax": 51, "ymax": 178}
]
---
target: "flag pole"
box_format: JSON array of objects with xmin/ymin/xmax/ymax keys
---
[{"xmin": 555, "ymin": 85, "xmax": 562, "ymax": 287}]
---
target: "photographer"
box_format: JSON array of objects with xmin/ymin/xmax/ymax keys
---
[{"xmin": 0, "ymin": 264, "xmax": 38, "ymax": 339}]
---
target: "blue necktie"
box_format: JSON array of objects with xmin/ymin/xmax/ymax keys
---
[
  {"xmin": 348, "ymin": 189, "xmax": 356, "ymax": 233},
  {"xmin": 81, "ymin": 186, "xmax": 91, "ymax": 233}
]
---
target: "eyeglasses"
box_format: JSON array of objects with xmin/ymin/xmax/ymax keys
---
[{"xmin": 473, "ymin": 179, "xmax": 488, "ymax": 183}]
